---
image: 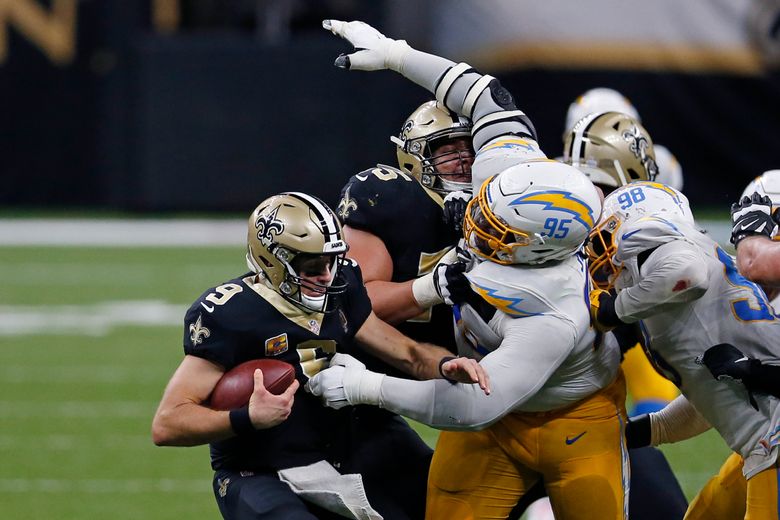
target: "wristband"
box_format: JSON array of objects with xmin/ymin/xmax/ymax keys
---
[
  {"xmin": 438, "ymin": 356, "xmax": 457, "ymax": 384},
  {"xmin": 229, "ymin": 407, "xmax": 256, "ymax": 436},
  {"xmin": 412, "ymin": 271, "xmax": 443, "ymax": 308}
]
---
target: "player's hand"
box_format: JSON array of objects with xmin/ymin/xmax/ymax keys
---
[
  {"xmin": 589, "ymin": 288, "xmax": 620, "ymax": 332},
  {"xmin": 433, "ymin": 261, "xmax": 472, "ymax": 305},
  {"xmin": 322, "ymin": 19, "xmax": 411, "ymax": 72},
  {"xmin": 305, "ymin": 353, "xmax": 384, "ymax": 409},
  {"xmin": 625, "ymin": 413, "xmax": 652, "ymax": 449},
  {"xmin": 440, "ymin": 356, "xmax": 490, "ymax": 395},
  {"xmin": 701, "ymin": 343, "xmax": 760, "ymax": 383},
  {"xmin": 442, "ymin": 190, "xmax": 472, "ymax": 233},
  {"xmin": 730, "ymin": 192, "xmax": 778, "ymax": 247},
  {"xmin": 248, "ymin": 369, "xmax": 299, "ymax": 429}
]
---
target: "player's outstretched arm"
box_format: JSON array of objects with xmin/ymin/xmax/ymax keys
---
[
  {"xmin": 151, "ymin": 355, "xmax": 297, "ymax": 446},
  {"xmin": 323, "ymin": 19, "xmax": 538, "ymax": 167}
]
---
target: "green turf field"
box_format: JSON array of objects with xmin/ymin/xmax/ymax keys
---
[{"xmin": 0, "ymin": 245, "xmax": 732, "ymax": 519}]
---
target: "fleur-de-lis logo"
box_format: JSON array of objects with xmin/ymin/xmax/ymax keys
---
[
  {"xmin": 255, "ymin": 205, "xmax": 285, "ymax": 246},
  {"xmin": 189, "ymin": 314, "xmax": 211, "ymax": 346},
  {"xmin": 622, "ymin": 126, "xmax": 658, "ymax": 181},
  {"xmin": 217, "ymin": 477, "xmax": 230, "ymax": 498},
  {"xmin": 337, "ymin": 185, "xmax": 358, "ymax": 220}
]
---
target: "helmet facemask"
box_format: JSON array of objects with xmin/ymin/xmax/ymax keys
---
[
  {"xmin": 462, "ymin": 178, "xmax": 533, "ymax": 265},
  {"xmin": 246, "ymin": 193, "xmax": 349, "ymax": 314},
  {"xmin": 585, "ymin": 215, "xmax": 624, "ymax": 290},
  {"xmin": 563, "ymin": 112, "xmax": 658, "ymax": 194},
  {"xmin": 392, "ymin": 101, "xmax": 474, "ymax": 194}
]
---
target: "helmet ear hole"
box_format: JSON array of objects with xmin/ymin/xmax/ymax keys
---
[{"xmin": 627, "ymin": 168, "xmax": 641, "ymax": 180}]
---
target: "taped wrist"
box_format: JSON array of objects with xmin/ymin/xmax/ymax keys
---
[
  {"xmin": 229, "ymin": 407, "xmax": 256, "ymax": 436},
  {"xmin": 412, "ymin": 271, "xmax": 444, "ymax": 308},
  {"xmin": 344, "ymin": 368, "xmax": 384, "ymax": 406}
]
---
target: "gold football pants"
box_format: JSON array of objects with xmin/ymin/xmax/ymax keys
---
[
  {"xmin": 686, "ymin": 451, "xmax": 779, "ymax": 520},
  {"xmin": 426, "ymin": 372, "xmax": 629, "ymax": 520}
]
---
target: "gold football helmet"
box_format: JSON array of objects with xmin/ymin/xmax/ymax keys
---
[
  {"xmin": 246, "ymin": 192, "xmax": 348, "ymax": 313},
  {"xmin": 563, "ymin": 111, "xmax": 659, "ymax": 193},
  {"xmin": 390, "ymin": 100, "xmax": 474, "ymax": 194}
]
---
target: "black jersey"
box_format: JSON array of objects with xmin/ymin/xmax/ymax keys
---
[
  {"xmin": 182, "ymin": 261, "xmax": 372, "ymax": 471},
  {"xmin": 337, "ymin": 165, "xmax": 460, "ymax": 350}
]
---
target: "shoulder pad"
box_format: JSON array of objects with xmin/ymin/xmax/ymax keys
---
[
  {"xmin": 615, "ymin": 216, "xmax": 687, "ymax": 262},
  {"xmin": 465, "ymin": 256, "xmax": 586, "ymax": 318},
  {"xmin": 337, "ymin": 165, "xmax": 441, "ymax": 234}
]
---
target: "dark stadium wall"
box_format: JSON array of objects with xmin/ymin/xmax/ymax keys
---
[{"xmin": 0, "ymin": 0, "xmax": 778, "ymax": 212}]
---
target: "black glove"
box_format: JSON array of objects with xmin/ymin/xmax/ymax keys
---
[
  {"xmin": 730, "ymin": 192, "xmax": 778, "ymax": 247},
  {"xmin": 701, "ymin": 343, "xmax": 761, "ymax": 410},
  {"xmin": 442, "ymin": 190, "xmax": 472, "ymax": 233},
  {"xmin": 625, "ymin": 413, "xmax": 651, "ymax": 449},
  {"xmin": 589, "ymin": 289, "xmax": 624, "ymax": 332},
  {"xmin": 701, "ymin": 343, "xmax": 759, "ymax": 383},
  {"xmin": 433, "ymin": 261, "xmax": 472, "ymax": 305}
]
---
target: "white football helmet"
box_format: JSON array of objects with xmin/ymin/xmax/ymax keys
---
[
  {"xmin": 586, "ymin": 182, "xmax": 694, "ymax": 289},
  {"xmin": 564, "ymin": 87, "xmax": 640, "ymax": 133},
  {"xmin": 740, "ymin": 169, "xmax": 780, "ymax": 207},
  {"xmin": 654, "ymin": 145, "xmax": 684, "ymax": 192},
  {"xmin": 463, "ymin": 160, "xmax": 602, "ymax": 265},
  {"xmin": 246, "ymin": 192, "xmax": 349, "ymax": 313}
]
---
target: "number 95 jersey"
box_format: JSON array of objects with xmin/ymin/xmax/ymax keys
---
[{"xmin": 337, "ymin": 165, "xmax": 461, "ymax": 349}]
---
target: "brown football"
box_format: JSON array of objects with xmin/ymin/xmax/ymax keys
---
[{"xmin": 209, "ymin": 359, "xmax": 296, "ymax": 411}]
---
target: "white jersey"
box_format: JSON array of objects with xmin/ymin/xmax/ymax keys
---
[
  {"xmin": 375, "ymin": 254, "xmax": 621, "ymax": 430},
  {"xmin": 613, "ymin": 217, "xmax": 780, "ymax": 478}
]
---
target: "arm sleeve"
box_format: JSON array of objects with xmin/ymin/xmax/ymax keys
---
[
  {"xmin": 398, "ymin": 49, "xmax": 537, "ymax": 150},
  {"xmin": 650, "ymin": 394, "xmax": 712, "ymax": 445},
  {"xmin": 375, "ymin": 314, "xmax": 577, "ymax": 430},
  {"xmin": 615, "ymin": 240, "xmax": 709, "ymax": 323}
]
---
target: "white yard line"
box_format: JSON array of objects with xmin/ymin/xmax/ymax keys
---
[
  {"xmin": 0, "ymin": 219, "xmax": 245, "ymax": 246},
  {"xmin": 0, "ymin": 300, "xmax": 184, "ymax": 336},
  {"xmin": 0, "ymin": 478, "xmax": 207, "ymax": 493},
  {"xmin": 0, "ymin": 218, "xmax": 732, "ymax": 247}
]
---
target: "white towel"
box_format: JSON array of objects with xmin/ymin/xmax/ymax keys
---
[{"xmin": 278, "ymin": 460, "xmax": 383, "ymax": 520}]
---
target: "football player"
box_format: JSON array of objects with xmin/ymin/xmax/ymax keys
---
[
  {"xmin": 564, "ymin": 87, "xmax": 684, "ymax": 192},
  {"xmin": 589, "ymin": 181, "xmax": 780, "ymax": 519},
  {"xmin": 336, "ymin": 100, "xmax": 473, "ymax": 353},
  {"xmin": 562, "ymin": 108, "xmax": 688, "ymax": 518},
  {"xmin": 732, "ymin": 169, "xmax": 780, "ymax": 307},
  {"xmin": 151, "ymin": 192, "xmax": 487, "ymax": 520},
  {"xmin": 311, "ymin": 20, "xmax": 631, "ymax": 519}
]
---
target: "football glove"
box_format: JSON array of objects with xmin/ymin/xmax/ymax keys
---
[
  {"xmin": 700, "ymin": 343, "xmax": 761, "ymax": 410},
  {"xmin": 322, "ymin": 19, "xmax": 411, "ymax": 72},
  {"xmin": 433, "ymin": 261, "xmax": 472, "ymax": 306},
  {"xmin": 304, "ymin": 353, "xmax": 384, "ymax": 409},
  {"xmin": 730, "ymin": 192, "xmax": 778, "ymax": 247},
  {"xmin": 442, "ymin": 190, "xmax": 472, "ymax": 233},
  {"xmin": 589, "ymin": 288, "xmax": 623, "ymax": 332}
]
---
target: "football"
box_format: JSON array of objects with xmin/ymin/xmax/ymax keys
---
[{"xmin": 209, "ymin": 359, "xmax": 296, "ymax": 411}]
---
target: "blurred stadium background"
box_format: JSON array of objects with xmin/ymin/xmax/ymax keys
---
[{"xmin": 2, "ymin": 0, "xmax": 776, "ymax": 518}]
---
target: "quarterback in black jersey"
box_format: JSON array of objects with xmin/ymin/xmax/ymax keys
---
[
  {"xmin": 152, "ymin": 192, "xmax": 487, "ymax": 520},
  {"xmin": 337, "ymin": 101, "xmax": 473, "ymax": 352}
]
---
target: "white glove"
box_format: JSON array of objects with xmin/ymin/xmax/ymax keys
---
[
  {"xmin": 322, "ymin": 19, "xmax": 411, "ymax": 72},
  {"xmin": 305, "ymin": 353, "xmax": 384, "ymax": 409}
]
